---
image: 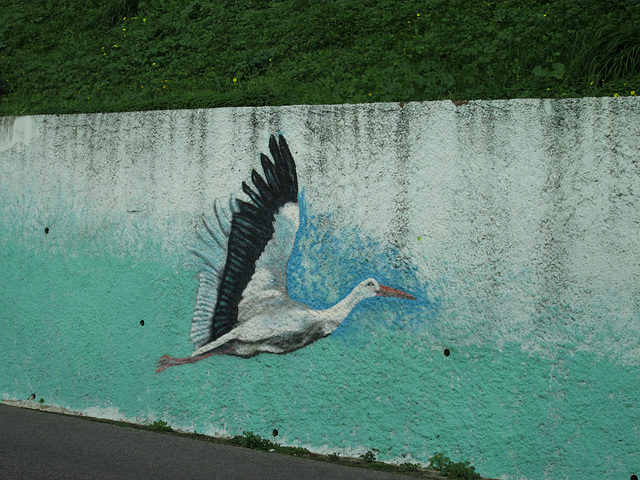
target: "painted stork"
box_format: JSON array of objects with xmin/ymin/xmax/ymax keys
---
[{"xmin": 156, "ymin": 134, "xmax": 415, "ymax": 373}]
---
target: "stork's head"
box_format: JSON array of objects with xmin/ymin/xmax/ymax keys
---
[{"xmin": 356, "ymin": 278, "xmax": 416, "ymax": 301}]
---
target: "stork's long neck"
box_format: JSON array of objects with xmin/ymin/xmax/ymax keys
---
[{"xmin": 319, "ymin": 288, "xmax": 368, "ymax": 334}]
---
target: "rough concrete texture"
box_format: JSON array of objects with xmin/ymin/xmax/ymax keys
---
[{"xmin": 1, "ymin": 98, "xmax": 639, "ymax": 480}]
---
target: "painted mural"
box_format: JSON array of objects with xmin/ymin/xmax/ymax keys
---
[
  {"xmin": 4, "ymin": 101, "xmax": 639, "ymax": 479},
  {"xmin": 157, "ymin": 134, "xmax": 415, "ymax": 372}
]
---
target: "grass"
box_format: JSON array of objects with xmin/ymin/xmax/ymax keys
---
[{"xmin": 1, "ymin": 0, "xmax": 638, "ymax": 116}]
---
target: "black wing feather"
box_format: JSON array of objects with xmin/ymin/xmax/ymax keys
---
[
  {"xmin": 251, "ymin": 170, "xmax": 271, "ymax": 199},
  {"xmin": 207, "ymin": 134, "xmax": 298, "ymax": 343},
  {"xmin": 260, "ymin": 154, "xmax": 279, "ymax": 190},
  {"xmin": 241, "ymin": 182, "xmax": 264, "ymax": 208}
]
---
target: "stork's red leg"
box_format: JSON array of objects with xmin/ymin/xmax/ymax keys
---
[
  {"xmin": 155, "ymin": 346, "xmax": 235, "ymax": 373},
  {"xmin": 156, "ymin": 352, "xmax": 214, "ymax": 373}
]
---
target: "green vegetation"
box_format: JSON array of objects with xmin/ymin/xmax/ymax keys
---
[
  {"xmin": 232, "ymin": 433, "xmax": 453, "ymax": 477},
  {"xmin": 146, "ymin": 419, "xmax": 173, "ymax": 432},
  {"xmin": 429, "ymin": 452, "xmax": 482, "ymax": 479},
  {"xmin": 359, "ymin": 447, "xmax": 379, "ymax": 463},
  {"xmin": 401, "ymin": 461, "xmax": 422, "ymax": 472},
  {"xmin": 230, "ymin": 431, "xmax": 311, "ymax": 456},
  {"xmin": 1, "ymin": 0, "xmax": 638, "ymax": 114},
  {"xmin": 231, "ymin": 430, "xmax": 277, "ymax": 451},
  {"xmin": 1, "ymin": 0, "xmax": 638, "ymax": 116}
]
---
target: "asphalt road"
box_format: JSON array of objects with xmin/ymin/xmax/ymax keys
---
[{"xmin": 0, "ymin": 404, "xmax": 417, "ymax": 480}]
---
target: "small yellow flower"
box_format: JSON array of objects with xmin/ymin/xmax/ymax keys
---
[
  {"xmin": 614, "ymin": 93, "xmax": 620, "ymax": 97},
  {"xmin": 123, "ymin": 28, "xmax": 126, "ymax": 31},
  {"xmin": 143, "ymin": 18, "xmax": 146, "ymax": 22},
  {"xmin": 114, "ymin": 44, "xmax": 118, "ymax": 48},
  {"xmin": 417, "ymin": 13, "xmax": 420, "ymax": 16},
  {"xmin": 123, "ymin": 17, "xmax": 126, "ymax": 20},
  {"xmin": 632, "ymin": 91, "xmax": 636, "ymax": 95},
  {"xmin": 233, "ymin": 78, "xmax": 237, "ymax": 83},
  {"xmin": 369, "ymin": 93, "xmax": 372, "ymax": 96}
]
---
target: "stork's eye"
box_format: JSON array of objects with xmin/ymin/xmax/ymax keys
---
[{"xmin": 366, "ymin": 281, "xmax": 374, "ymax": 287}]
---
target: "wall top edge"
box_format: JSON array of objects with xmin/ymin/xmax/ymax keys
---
[{"xmin": 1, "ymin": 96, "xmax": 638, "ymax": 121}]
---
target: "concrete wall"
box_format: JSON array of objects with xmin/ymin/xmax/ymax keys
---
[{"xmin": 1, "ymin": 98, "xmax": 639, "ymax": 479}]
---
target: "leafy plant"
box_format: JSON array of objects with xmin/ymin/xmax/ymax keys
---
[
  {"xmin": 274, "ymin": 445, "xmax": 311, "ymax": 455},
  {"xmin": 428, "ymin": 452, "xmax": 453, "ymax": 471},
  {"xmin": 230, "ymin": 431, "xmax": 311, "ymax": 455},
  {"xmin": 442, "ymin": 461, "xmax": 481, "ymax": 479},
  {"xmin": 238, "ymin": 431, "xmax": 275, "ymax": 450},
  {"xmin": 147, "ymin": 420, "xmax": 172, "ymax": 432},
  {"xmin": 533, "ymin": 62, "xmax": 566, "ymax": 80},
  {"xmin": 428, "ymin": 452, "xmax": 481, "ymax": 479},
  {"xmin": 400, "ymin": 461, "xmax": 421, "ymax": 471},
  {"xmin": 359, "ymin": 448, "xmax": 378, "ymax": 463}
]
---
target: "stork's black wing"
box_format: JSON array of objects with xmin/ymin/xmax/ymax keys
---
[{"xmin": 205, "ymin": 134, "xmax": 298, "ymax": 344}]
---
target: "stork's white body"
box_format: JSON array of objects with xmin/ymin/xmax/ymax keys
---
[{"xmin": 191, "ymin": 202, "xmax": 379, "ymax": 358}]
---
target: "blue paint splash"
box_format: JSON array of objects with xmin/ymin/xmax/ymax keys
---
[{"xmin": 287, "ymin": 189, "xmax": 440, "ymax": 346}]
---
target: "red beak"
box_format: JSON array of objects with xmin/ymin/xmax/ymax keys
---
[{"xmin": 377, "ymin": 284, "xmax": 416, "ymax": 300}]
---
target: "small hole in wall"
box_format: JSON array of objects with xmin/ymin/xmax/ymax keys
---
[
  {"xmin": 272, "ymin": 429, "xmax": 278, "ymax": 437},
  {"xmin": 140, "ymin": 320, "xmax": 145, "ymax": 326},
  {"xmin": 44, "ymin": 227, "xmax": 49, "ymax": 234},
  {"xmin": 443, "ymin": 348, "xmax": 450, "ymax": 357}
]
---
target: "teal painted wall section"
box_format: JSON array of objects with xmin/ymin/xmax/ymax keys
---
[{"xmin": 1, "ymin": 99, "xmax": 639, "ymax": 479}]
